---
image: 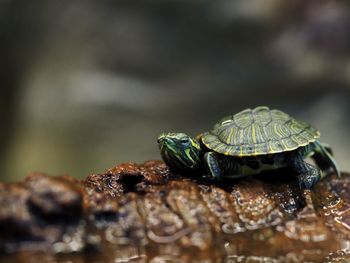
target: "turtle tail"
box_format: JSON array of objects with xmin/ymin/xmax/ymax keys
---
[{"xmin": 313, "ymin": 140, "xmax": 341, "ymax": 178}]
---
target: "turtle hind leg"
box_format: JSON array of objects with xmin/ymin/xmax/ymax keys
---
[
  {"xmin": 298, "ymin": 163, "xmax": 321, "ymax": 189},
  {"xmin": 312, "ymin": 141, "xmax": 340, "ymax": 177},
  {"xmin": 289, "ymin": 152, "xmax": 321, "ymax": 189}
]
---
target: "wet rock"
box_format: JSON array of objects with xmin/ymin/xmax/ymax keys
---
[
  {"xmin": 25, "ymin": 173, "xmax": 83, "ymax": 218},
  {"xmin": 0, "ymin": 161, "xmax": 350, "ymax": 262},
  {"xmin": 0, "ymin": 173, "xmax": 85, "ymax": 253}
]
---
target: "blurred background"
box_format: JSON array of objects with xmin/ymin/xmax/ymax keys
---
[{"xmin": 0, "ymin": 0, "xmax": 349, "ymax": 182}]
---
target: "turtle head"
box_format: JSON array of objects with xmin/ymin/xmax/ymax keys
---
[{"xmin": 157, "ymin": 133, "xmax": 202, "ymax": 171}]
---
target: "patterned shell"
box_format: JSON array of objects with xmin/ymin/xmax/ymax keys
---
[{"xmin": 201, "ymin": 106, "xmax": 320, "ymax": 157}]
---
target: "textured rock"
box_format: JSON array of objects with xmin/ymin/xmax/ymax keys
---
[{"xmin": 0, "ymin": 161, "xmax": 350, "ymax": 262}]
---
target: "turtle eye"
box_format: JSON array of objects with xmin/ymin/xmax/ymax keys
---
[{"xmin": 180, "ymin": 138, "xmax": 189, "ymax": 144}]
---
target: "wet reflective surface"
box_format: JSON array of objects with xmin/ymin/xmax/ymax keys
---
[{"xmin": 1, "ymin": 161, "xmax": 350, "ymax": 262}]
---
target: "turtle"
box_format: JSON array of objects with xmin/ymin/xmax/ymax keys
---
[{"xmin": 157, "ymin": 106, "xmax": 340, "ymax": 189}]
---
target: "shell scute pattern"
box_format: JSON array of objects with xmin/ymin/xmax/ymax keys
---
[
  {"xmin": 202, "ymin": 106, "xmax": 320, "ymax": 157},
  {"xmin": 252, "ymin": 106, "xmax": 273, "ymax": 126},
  {"xmin": 234, "ymin": 108, "xmax": 254, "ymax": 128}
]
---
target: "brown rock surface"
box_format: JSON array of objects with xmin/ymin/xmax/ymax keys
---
[{"xmin": 0, "ymin": 160, "xmax": 350, "ymax": 262}]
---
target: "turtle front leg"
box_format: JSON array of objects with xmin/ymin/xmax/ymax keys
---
[
  {"xmin": 289, "ymin": 152, "xmax": 321, "ymax": 189},
  {"xmin": 204, "ymin": 152, "xmax": 242, "ymax": 181},
  {"xmin": 204, "ymin": 152, "xmax": 223, "ymax": 181}
]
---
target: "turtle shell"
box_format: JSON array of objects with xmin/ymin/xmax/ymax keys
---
[{"xmin": 201, "ymin": 106, "xmax": 320, "ymax": 157}]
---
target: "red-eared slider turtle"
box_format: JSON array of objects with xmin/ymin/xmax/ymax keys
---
[{"xmin": 157, "ymin": 106, "xmax": 340, "ymax": 189}]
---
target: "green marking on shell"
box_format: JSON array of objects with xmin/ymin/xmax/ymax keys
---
[{"xmin": 201, "ymin": 106, "xmax": 320, "ymax": 157}]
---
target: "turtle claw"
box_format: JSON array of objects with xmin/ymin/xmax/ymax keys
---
[{"xmin": 202, "ymin": 173, "xmax": 222, "ymax": 183}]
